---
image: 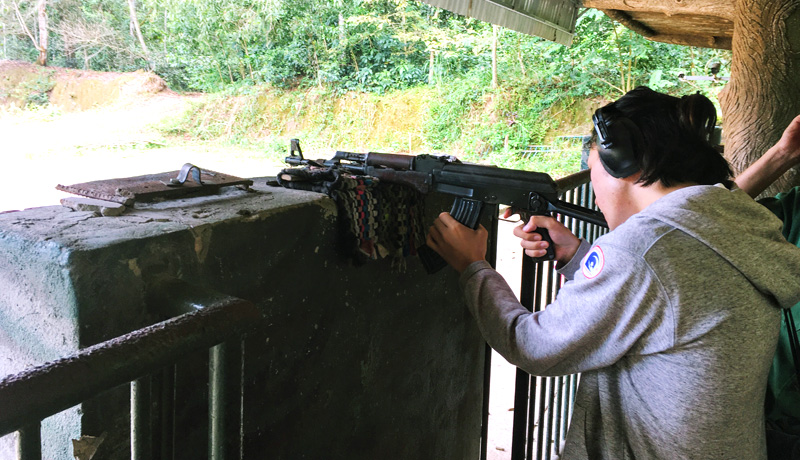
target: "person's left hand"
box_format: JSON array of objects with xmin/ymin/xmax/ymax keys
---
[
  {"xmin": 426, "ymin": 212, "xmax": 488, "ymax": 273},
  {"xmin": 774, "ymin": 114, "xmax": 800, "ymax": 167}
]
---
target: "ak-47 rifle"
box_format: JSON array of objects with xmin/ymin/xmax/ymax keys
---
[{"xmin": 281, "ymin": 139, "xmax": 607, "ymax": 273}]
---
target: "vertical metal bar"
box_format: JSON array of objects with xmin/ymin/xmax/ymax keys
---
[
  {"xmin": 512, "ymin": 368, "xmax": 530, "ymax": 460},
  {"xmin": 544, "ymin": 377, "xmax": 558, "ymax": 460},
  {"xmin": 578, "ymin": 185, "xmax": 588, "ymax": 238},
  {"xmin": 526, "ymin": 375, "xmax": 539, "ymax": 460},
  {"xmin": 530, "ymin": 261, "xmax": 552, "ymax": 460},
  {"xmin": 231, "ymin": 340, "xmax": 244, "ymax": 460},
  {"xmin": 160, "ymin": 366, "xmax": 176, "ymax": 460},
  {"xmin": 482, "ymin": 209, "xmax": 499, "ymax": 460},
  {"xmin": 543, "ymin": 263, "xmax": 557, "ymax": 460},
  {"xmin": 511, "ymin": 253, "xmax": 538, "ymax": 460},
  {"xmin": 131, "ymin": 376, "xmax": 152, "ymax": 460},
  {"xmin": 554, "ymin": 376, "xmax": 565, "ymax": 454},
  {"xmin": 549, "ymin": 267, "xmax": 565, "ymax": 457},
  {"xmin": 209, "ymin": 340, "xmax": 244, "ymax": 460},
  {"xmin": 535, "ymin": 376, "xmax": 548, "ymax": 460},
  {"xmin": 17, "ymin": 423, "xmax": 41, "ymax": 460},
  {"xmin": 150, "ymin": 369, "xmax": 163, "ymax": 460},
  {"xmin": 210, "ymin": 343, "xmax": 226, "ymax": 460},
  {"xmin": 481, "ymin": 344, "xmax": 493, "ymax": 460}
]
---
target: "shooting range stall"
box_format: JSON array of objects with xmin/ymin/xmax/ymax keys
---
[{"xmin": 0, "ymin": 172, "xmax": 488, "ymax": 459}]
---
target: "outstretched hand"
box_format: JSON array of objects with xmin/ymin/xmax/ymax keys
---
[
  {"xmin": 735, "ymin": 114, "xmax": 800, "ymax": 197},
  {"xmin": 774, "ymin": 114, "xmax": 800, "ymax": 166},
  {"xmin": 511, "ymin": 215, "xmax": 581, "ymax": 265},
  {"xmin": 426, "ymin": 212, "xmax": 488, "ymax": 273}
]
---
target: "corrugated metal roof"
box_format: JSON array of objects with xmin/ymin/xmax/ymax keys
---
[{"xmin": 418, "ymin": 0, "xmax": 579, "ymax": 45}]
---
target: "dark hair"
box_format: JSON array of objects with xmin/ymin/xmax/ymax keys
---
[{"xmin": 590, "ymin": 86, "xmax": 733, "ymax": 188}]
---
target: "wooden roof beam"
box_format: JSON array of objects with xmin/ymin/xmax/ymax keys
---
[
  {"xmin": 601, "ymin": 8, "xmax": 656, "ymax": 36},
  {"xmin": 582, "ymin": 0, "xmax": 734, "ymax": 21},
  {"xmin": 598, "ymin": 8, "xmax": 732, "ymax": 50},
  {"xmin": 644, "ymin": 32, "xmax": 732, "ymax": 49}
]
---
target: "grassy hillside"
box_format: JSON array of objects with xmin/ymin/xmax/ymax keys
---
[
  {"xmin": 1, "ymin": 61, "xmax": 592, "ymax": 178},
  {"xmin": 167, "ymin": 82, "xmax": 596, "ymax": 177}
]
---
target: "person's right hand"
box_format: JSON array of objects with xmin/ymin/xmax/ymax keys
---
[{"xmin": 512, "ymin": 215, "xmax": 581, "ymax": 265}]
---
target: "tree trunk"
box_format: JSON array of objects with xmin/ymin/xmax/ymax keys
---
[
  {"xmin": 127, "ymin": 0, "xmax": 150, "ymax": 66},
  {"xmin": 491, "ymin": 24, "xmax": 498, "ymax": 88},
  {"xmin": 719, "ymin": 0, "xmax": 800, "ymax": 196},
  {"xmin": 35, "ymin": 0, "xmax": 46, "ymax": 66},
  {"xmin": 428, "ymin": 49, "xmax": 435, "ymax": 85},
  {"xmin": 337, "ymin": 0, "xmax": 346, "ymax": 67}
]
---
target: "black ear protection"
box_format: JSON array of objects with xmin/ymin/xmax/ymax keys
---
[{"xmin": 592, "ymin": 107, "xmax": 642, "ymax": 178}]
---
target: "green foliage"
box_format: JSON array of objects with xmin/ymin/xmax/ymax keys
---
[
  {"xmin": 2, "ymin": 0, "xmax": 733, "ymax": 100},
  {"xmin": 3, "ymin": 0, "xmax": 734, "ymax": 176},
  {"xmin": 18, "ymin": 70, "xmax": 56, "ymax": 106},
  {"xmin": 423, "ymin": 72, "xmax": 487, "ymax": 150}
]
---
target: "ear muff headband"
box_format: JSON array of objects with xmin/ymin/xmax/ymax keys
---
[{"xmin": 592, "ymin": 108, "xmax": 641, "ymax": 178}]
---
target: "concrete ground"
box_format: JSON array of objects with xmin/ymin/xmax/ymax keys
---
[{"xmin": 0, "ymin": 95, "xmax": 283, "ymax": 213}]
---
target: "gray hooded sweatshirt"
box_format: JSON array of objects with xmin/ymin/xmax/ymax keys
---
[{"xmin": 460, "ymin": 185, "xmax": 800, "ymax": 460}]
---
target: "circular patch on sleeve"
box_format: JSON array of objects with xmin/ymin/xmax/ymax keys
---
[{"xmin": 581, "ymin": 246, "xmax": 605, "ymax": 279}]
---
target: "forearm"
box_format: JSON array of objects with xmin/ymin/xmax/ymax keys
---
[
  {"xmin": 735, "ymin": 144, "xmax": 798, "ymax": 198},
  {"xmin": 735, "ymin": 114, "xmax": 800, "ymax": 197},
  {"xmin": 459, "ymin": 261, "xmax": 568, "ymax": 374}
]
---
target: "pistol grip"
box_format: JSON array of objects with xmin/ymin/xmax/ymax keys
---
[
  {"xmin": 418, "ymin": 198, "xmax": 484, "ymax": 274},
  {"xmin": 530, "ymin": 227, "xmax": 556, "ymax": 263}
]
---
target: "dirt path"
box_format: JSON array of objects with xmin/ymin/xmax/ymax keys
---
[{"xmin": 1, "ymin": 93, "xmax": 282, "ymax": 212}]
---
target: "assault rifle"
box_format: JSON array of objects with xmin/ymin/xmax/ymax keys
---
[{"xmin": 282, "ymin": 139, "xmax": 607, "ymax": 273}]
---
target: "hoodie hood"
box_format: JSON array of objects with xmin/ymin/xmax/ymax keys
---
[{"xmin": 636, "ymin": 185, "xmax": 800, "ymax": 310}]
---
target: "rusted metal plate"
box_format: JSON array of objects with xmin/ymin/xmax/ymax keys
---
[{"xmin": 56, "ymin": 166, "xmax": 254, "ymax": 206}]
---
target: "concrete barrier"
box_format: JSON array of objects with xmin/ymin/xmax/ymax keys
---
[{"xmin": 0, "ymin": 180, "xmax": 487, "ymax": 459}]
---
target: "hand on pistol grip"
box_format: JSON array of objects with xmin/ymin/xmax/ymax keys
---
[
  {"xmin": 504, "ymin": 207, "xmax": 556, "ymax": 263},
  {"xmin": 529, "ymin": 226, "xmax": 555, "ymax": 262}
]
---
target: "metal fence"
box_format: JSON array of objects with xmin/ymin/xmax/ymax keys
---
[
  {"xmin": 518, "ymin": 136, "xmax": 588, "ymax": 160},
  {"xmin": 510, "ymin": 169, "xmax": 607, "ymax": 460}
]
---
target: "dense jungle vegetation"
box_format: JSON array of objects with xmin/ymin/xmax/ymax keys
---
[{"xmin": 1, "ymin": 0, "xmax": 731, "ymax": 175}]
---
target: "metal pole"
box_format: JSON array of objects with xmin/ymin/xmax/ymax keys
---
[
  {"xmin": 209, "ymin": 339, "xmax": 244, "ymax": 460},
  {"xmin": 511, "ymin": 253, "xmax": 538, "ymax": 460},
  {"xmin": 160, "ymin": 366, "xmax": 175, "ymax": 460},
  {"xmin": 131, "ymin": 377, "xmax": 152, "ymax": 460},
  {"xmin": 17, "ymin": 423, "xmax": 41, "ymax": 460},
  {"xmin": 481, "ymin": 207, "xmax": 500, "ymax": 460}
]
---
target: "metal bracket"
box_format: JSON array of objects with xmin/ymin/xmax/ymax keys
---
[{"xmin": 166, "ymin": 163, "xmax": 214, "ymax": 187}]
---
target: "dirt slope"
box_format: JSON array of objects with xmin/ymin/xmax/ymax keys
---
[
  {"xmin": 0, "ymin": 60, "xmax": 170, "ymax": 110},
  {"xmin": 0, "ymin": 61, "xmax": 285, "ymax": 213}
]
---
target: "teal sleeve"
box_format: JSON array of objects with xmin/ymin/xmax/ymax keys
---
[
  {"xmin": 762, "ymin": 186, "xmax": 800, "ymax": 432},
  {"xmin": 760, "ymin": 187, "xmax": 800, "ymax": 244}
]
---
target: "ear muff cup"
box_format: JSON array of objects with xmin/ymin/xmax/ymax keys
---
[{"xmin": 592, "ymin": 109, "xmax": 642, "ymax": 178}]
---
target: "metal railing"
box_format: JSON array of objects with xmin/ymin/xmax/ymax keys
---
[
  {"xmin": 0, "ymin": 279, "xmax": 261, "ymax": 460},
  {"xmin": 510, "ymin": 169, "xmax": 608, "ymax": 460}
]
